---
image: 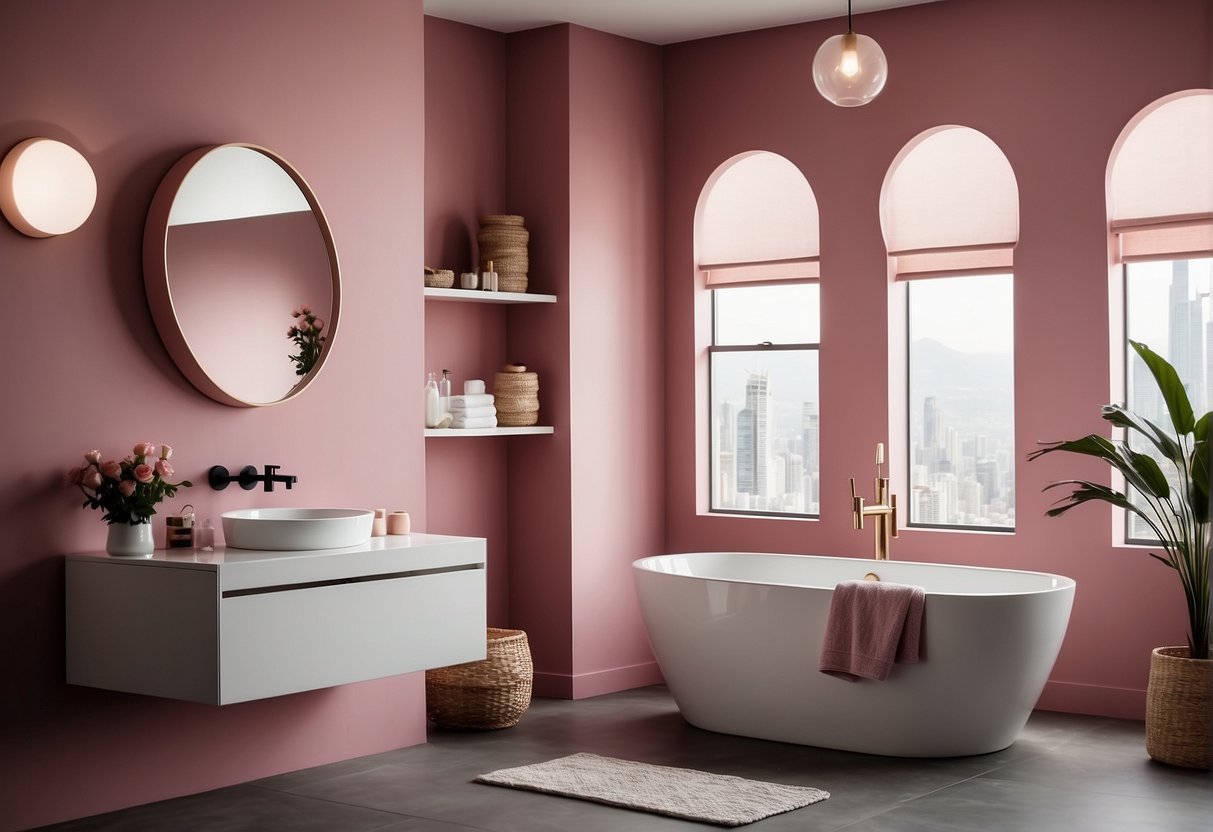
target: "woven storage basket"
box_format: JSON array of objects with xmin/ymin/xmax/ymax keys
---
[
  {"xmin": 1145, "ymin": 646, "xmax": 1212, "ymax": 769},
  {"xmin": 480, "ymin": 214, "xmax": 525, "ymax": 227},
  {"xmin": 478, "ymin": 227, "xmax": 530, "ymax": 249},
  {"xmin": 425, "ymin": 628, "xmax": 533, "ymax": 729},
  {"xmin": 479, "ymin": 215, "xmax": 530, "ymax": 293},
  {"xmin": 494, "ymin": 368, "xmax": 540, "ymax": 426},
  {"xmin": 498, "ymin": 274, "xmax": 529, "ymax": 293},
  {"xmin": 424, "ymin": 269, "xmax": 454, "ymax": 288}
]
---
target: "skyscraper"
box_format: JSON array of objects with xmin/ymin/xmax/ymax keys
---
[
  {"xmin": 1169, "ymin": 260, "xmax": 1204, "ymax": 406},
  {"xmin": 736, "ymin": 371, "xmax": 772, "ymax": 499}
]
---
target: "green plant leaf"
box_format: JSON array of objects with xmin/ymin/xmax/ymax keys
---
[
  {"xmin": 1195, "ymin": 411, "xmax": 1212, "ymax": 442},
  {"xmin": 1128, "ymin": 449, "xmax": 1169, "ymax": 498},
  {"xmin": 1041, "ymin": 479, "xmax": 1137, "ymax": 514},
  {"xmin": 1101, "ymin": 404, "xmax": 1182, "ymax": 464},
  {"xmin": 1191, "ymin": 439, "xmax": 1209, "ymax": 524},
  {"xmin": 1130, "ymin": 340, "xmax": 1194, "ymax": 435}
]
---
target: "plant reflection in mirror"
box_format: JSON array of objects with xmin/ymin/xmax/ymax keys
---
[{"xmin": 288, "ymin": 303, "xmax": 326, "ymax": 377}]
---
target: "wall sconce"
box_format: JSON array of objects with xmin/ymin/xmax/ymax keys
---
[
  {"xmin": 812, "ymin": 0, "xmax": 888, "ymax": 107},
  {"xmin": 0, "ymin": 138, "xmax": 97, "ymax": 237}
]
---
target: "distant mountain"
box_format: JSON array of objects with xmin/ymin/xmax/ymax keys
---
[{"xmin": 910, "ymin": 338, "xmax": 1014, "ymax": 435}]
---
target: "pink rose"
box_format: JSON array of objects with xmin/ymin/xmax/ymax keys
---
[
  {"xmin": 133, "ymin": 463, "xmax": 154, "ymax": 483},
  {"xmin": 118, "ymin": 480, "xmax": 136, "ymax": 497},
  {"xmin": 292, "ymin": 307, "xmax": 302, "ymax": 317},
  {"xmin": 84, "ymin": 450, "xmax": 101, "ymax": 464},
  {"xmin": 133, "ymin": 442, "xmax": 156, "ymax": 458},
  {"xmin": 81, "ymin": 470, "xmax": 103, "ymax": 489},
  {"xmin": 300, "ymin": 304, "xmax": 312, "ymax": 315},
  {"xmin": 312, "ymin": 318, "xmax": 324, "ymax": 332},
  {"xmin": 159, "ymin": 444, "xmax": 173, "ymax": 460},
  {"xmin": 67, "ymin": 466, "xmax": 84, "ymax": 485},
  {"xmin": 100, "ymin": 459, "xmax": 123, "ymax": 480},
  {"xmin": 155, "ymin": 459, "xmax": 174, "ymax": 478}
]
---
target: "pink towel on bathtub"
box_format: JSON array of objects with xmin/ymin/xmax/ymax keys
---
[{"xmin": 819, "ymin": 580, "xmax": 925, "ymax": 682}]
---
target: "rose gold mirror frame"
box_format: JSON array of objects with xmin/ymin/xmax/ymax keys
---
[{"xmin": 143, "ymin": 143, "xmax": 341, "ymax": 407}]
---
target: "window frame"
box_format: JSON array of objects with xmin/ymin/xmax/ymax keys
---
[
  {"xmin": 707, "ymin": 286, "xmax": 821, "ymax": 519},
  {"xmin": 1120, "ymin": 257, "xmax": 1211, "ymax": 546},
  {"xmin": 902, "ymin": 273, "xmax": 1016, "ymax": 533}
]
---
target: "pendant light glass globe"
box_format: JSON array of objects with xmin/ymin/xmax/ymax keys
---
[{"xmin": 813, "ymin": 30, "xmax": 888, "ymax": 107}]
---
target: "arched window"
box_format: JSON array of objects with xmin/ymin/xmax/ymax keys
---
[
  {"xmin": 881, "ymin": 126, "xmax": 1019, "ymax": 530},
  {"xmin": 1107, "ymin": 90, "xmax": 1213, "ymax": 542},
  {"xmin": 696, "ymin": 152, "xmax": 820, "ymax": 517}
]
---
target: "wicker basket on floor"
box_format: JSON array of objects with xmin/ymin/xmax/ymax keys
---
[{"xmin": 426, "ymin": 628, "xmax": 533, "ymax": 730}]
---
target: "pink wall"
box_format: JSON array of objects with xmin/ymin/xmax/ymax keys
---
[
  {"xmin": 423, "ymin": 17, "xmax": 512, "ymax": 624},
  {"xmin": 0, "ymin": 1, "xmax": 425, "ymax": 829},
  {"xmin": 503, "ymin": 25, "xmax": 576, "ymax": 695},
  {"xmin": 567, "ymin": 27, "xmax": 666, "ymax": 695},
  {"xmin": 662, "ymin": 0, "xmax": 1212, "ymax": 719}
]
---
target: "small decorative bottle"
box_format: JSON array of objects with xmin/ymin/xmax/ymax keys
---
[
  {"xmin": 439, "ymin": 369, "xmax": 452, "ymax": 417},
  {"xmin": 424, "ymin": 372, "xmax": 441, "ymax": 428}
]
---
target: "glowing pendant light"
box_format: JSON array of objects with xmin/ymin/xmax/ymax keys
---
[{"xmin": 812, "ymin": 0, "xmax": 888, "ymax": 107}]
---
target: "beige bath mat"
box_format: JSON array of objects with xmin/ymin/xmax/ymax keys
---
[{"xmin": 475, "ymin": 752, "xmax": 829, "ymax": 827}]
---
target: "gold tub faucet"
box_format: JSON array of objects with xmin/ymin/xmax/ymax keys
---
[{"xmin": 850, "ymin": 443, "xmax": 899, "ymax": 560}]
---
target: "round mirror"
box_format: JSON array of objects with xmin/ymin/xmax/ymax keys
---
[{"xmin": 144, "ymin": 144, "xmax": 340, "ymax": 407}]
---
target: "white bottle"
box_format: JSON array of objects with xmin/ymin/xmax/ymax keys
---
[
  {"xmin": 439, "ymin": 369, "xmax": 452, "ymax": 416},
  {"xmin": 425, "ymin": 372, "xmax": 441, "ymax": 428}
]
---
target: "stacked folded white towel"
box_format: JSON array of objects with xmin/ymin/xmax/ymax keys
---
[{"xmin": 450, "ymin": 394, "xmax": 497, "ymax": 429}]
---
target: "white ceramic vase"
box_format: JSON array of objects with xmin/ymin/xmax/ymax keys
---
[{"xmin": 106, "ymin": 522, "xmax": 155, "ymax": 557}]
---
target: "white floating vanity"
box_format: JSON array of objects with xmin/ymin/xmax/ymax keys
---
[{"xmin": 66, "ymin": 533, "xmax": 486, "ymax": 705}]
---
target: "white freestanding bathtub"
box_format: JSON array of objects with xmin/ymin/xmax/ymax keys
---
[{"xmin": 633, "ymin": 553, "xmax": 1075, "ymax": 757}]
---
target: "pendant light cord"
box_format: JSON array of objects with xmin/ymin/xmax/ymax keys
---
[{"xmin": 847, "ymin": 0, "xmax": 853, "ymax": 33}]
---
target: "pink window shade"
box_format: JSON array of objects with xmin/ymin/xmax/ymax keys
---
[
  {"xmin": 697, "ymin": 152, "xmax": 819, "ymax": 286},
  {"xmin": 702, "ymin": 255, "xmax": 821, "ymax": 288},
  {"xmin": 1108, "ymin": 91, "xmax": 1213, "ymax": 262},
  {"xmin": 1114, "ymin": 214, "xmax": 1213, "ymax": 262},
  {"xmin": 881, "ymin": 126, "xmax": 1019, "ymax": 280},
  {"xmin": 890, "ymin": 243, "xmax": 1015, "ymax": 280}
]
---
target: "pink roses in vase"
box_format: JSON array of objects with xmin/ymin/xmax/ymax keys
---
[
  {"xmin": 69, "ymin": 442, "xmax": 192, "ymax": 526},
  {"xmin": 288, "ymin": 304, "xmax": 326, "ymax": 378}
]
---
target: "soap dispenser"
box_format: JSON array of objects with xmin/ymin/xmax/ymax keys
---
[
  {"xmin": 439, "ymin": 369, "xmax": 452, "ymax": 416},
  {"xmin": 424, "ymin": 372, "xmax": 441, "ymax": 428}
]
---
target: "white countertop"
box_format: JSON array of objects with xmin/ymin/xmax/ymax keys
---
[{"xmin": 67, "ymin": 533, "xmax": 486, "ymax": 592}]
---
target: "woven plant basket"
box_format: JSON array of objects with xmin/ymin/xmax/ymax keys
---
[
  {"xmin": 425, "ymin": 628, "xmax": 533, "ymax": 730},
  {"xmin": 1145, "ymin": 646, "xmax": 1211, "ymax": 769}
]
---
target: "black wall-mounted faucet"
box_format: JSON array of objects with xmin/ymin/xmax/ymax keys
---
[{"xmin": 208, "ymin": 465, "xmax": 299, "ymax": 492}]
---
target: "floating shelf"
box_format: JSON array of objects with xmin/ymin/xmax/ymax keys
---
[
  {"xmin": 425, "ymin": 426, "xmax": 554, "ymax": 438},
  {"xmin": 423, "ymin": 287, "xmax": 556, "ymax": 304}
]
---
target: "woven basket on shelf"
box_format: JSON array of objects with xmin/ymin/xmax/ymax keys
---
[
  {"xmin": 480, "ymin": 214, "xmax": 525, "ymax": 227},
  {"xmin": 494, "ymin": 365, "xmax": 540, "ymax": 426},
  {"xmin": 423, "ymin": 268, "xmax": 454, "ymax": 288},
  {"xmin": 478, "ymin": 214, "xmax": 529, "ymax": 293},
  {"xmin": 1145, "ymin": 646, "xmax": 1212, "ymax": 769},
  {"xmin": 425, "ymin": 628, "xmax": 533, "ymax": 730}
]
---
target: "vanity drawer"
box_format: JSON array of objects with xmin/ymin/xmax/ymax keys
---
[{"xmin": 219, "ymin": 566, "xmax": 486, "ymax": 704}]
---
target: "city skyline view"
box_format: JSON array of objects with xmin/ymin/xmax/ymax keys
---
[{"xmin": 1125, "ymin": 258, "xmax": 1212, "ymax": 540}]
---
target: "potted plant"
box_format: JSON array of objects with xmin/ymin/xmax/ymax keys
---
[{"xmin": 1029, "ymin": 340, "xmax": 1210, "ymax": 769}]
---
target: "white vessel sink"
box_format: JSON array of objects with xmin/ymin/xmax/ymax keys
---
[{"xmin": 221, "ymin": 508, "xmax": 375, "ymax": 551}]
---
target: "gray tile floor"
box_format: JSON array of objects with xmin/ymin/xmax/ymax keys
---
[{"xmin": 36, "ymin": 686, "xmax": 1211, "ymax": 831}]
